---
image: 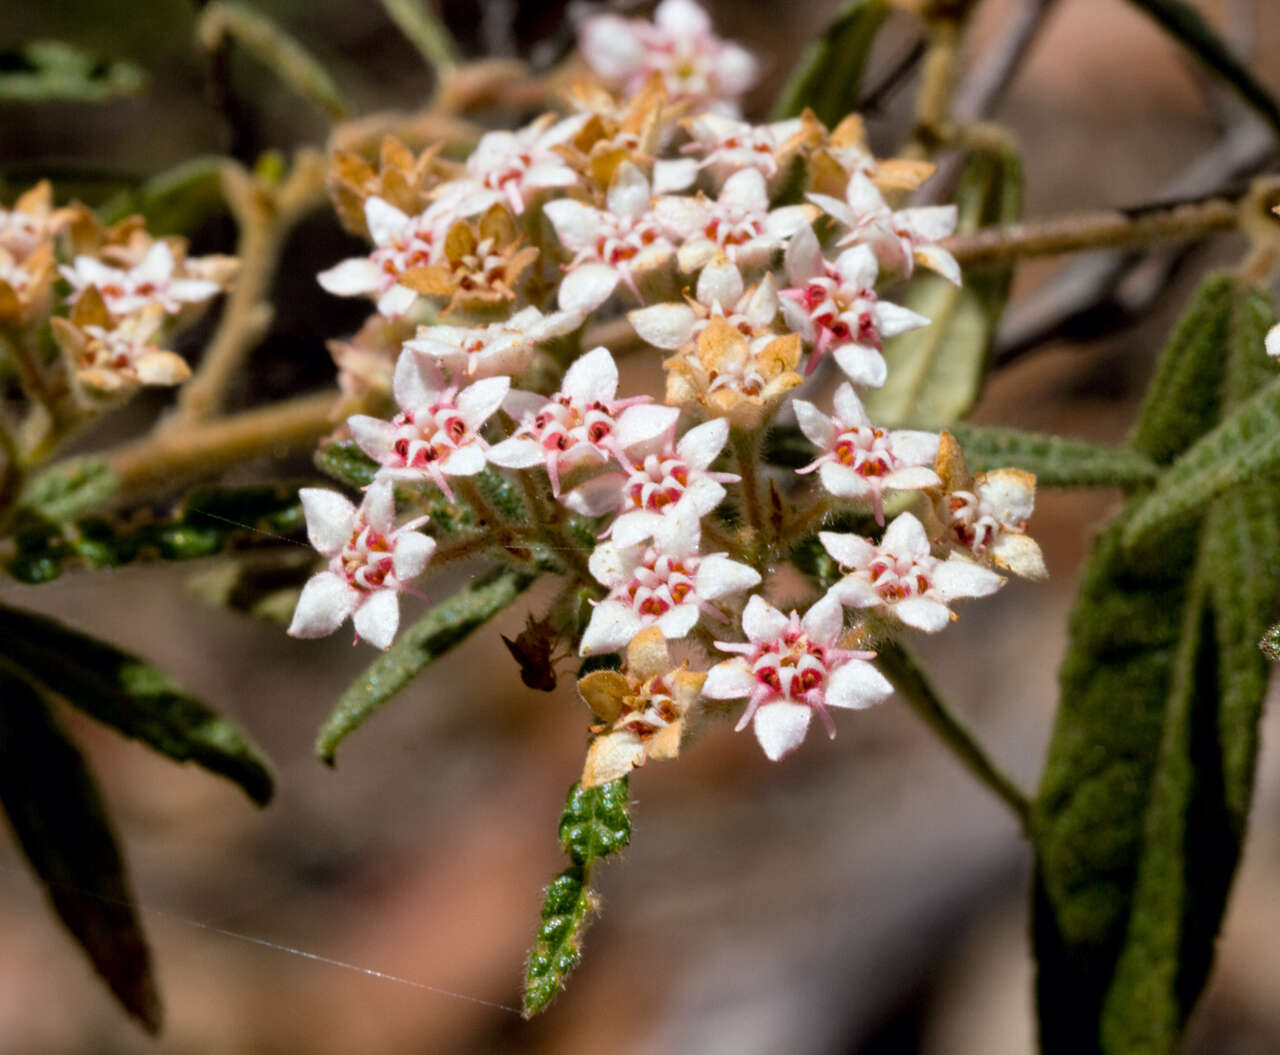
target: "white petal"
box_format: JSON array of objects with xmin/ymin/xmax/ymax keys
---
[
  {"xmin": 616, "ymin": 404, "xmax": 680, "ymax": 451},
  {"xmin": 607, "ymin": 162, "xmax": 652, "ymax": 219},
  {"xmin": 831, "ymin": 383, "xmax": 870, "ymax": 427},
  {"xmin": 833, "ymin": 243, "xmax": 878, "ymax": 290},
  {"xmin": 656, "ymin": 0, "xmax": 711, "ymax": 36},
  {"xmin": 394, "ymin": 347, "xmax": 439, "ymax": 411},
  {"xmin": 720, "ymin": 169, "xmax": 768, "ymax": 213},
  {"xmin": 931, "ymin": 557, "xmax": 1005, "ymax": 601},
  {"xmin": 888, "ymin": 429, "xmax": 940, "ymax": 466},
  {"xmin": 793, "ymin": 399, "xmax": 834, "ymax": 448},
  {"xmin": 875, "ymin": 300, "xmax": 931, "ymax": 338},
  {"xmin": 300, "ymin": 489, "xmax": 357, "ymax": 556},
  {"xmin": 365, "ymin": 197, "xmax": 411, "ymax": 245},
  {"xmin": 714, "ymin": 43, "xmax": 759, "ymax": 96},
  {"xmin": 629, "ymin": 303, "xmax": 697, "ymax": 350},
  {"xmin": 801, "ymin": 592, "xmax": 843, "ymax": 645},
  {"xmin": 360, "ymin": 477, "xmax": 397, "ymax": 533},
  {"xmin": 564, "ymin": 473, "xmax": 627, "ymax": 518},
  {"xmin": 1267, "ymin": 323, "xmax": 1280, "ymax": 359},
  {"xmin": 559, "ymin": 263, "xmax": 620, "ymax": 313},
  {"xmin": 881, "ymin": 512, "xmax": 931, "ymax": 561},
  {"xmin": 563, "ymin": 346, "xmax": 618, "ymax": 404},
  {"xmin": 656, "ymin": 604, "xmax": 700, "ymax": 640},
  {"xmin": 819, "ymin": 531, "xmax": 874, "ymax": 568},
  {"xmin": 392, "ymin": 531, "xmax": 436, "ymax": 580},
  {"xmin": 588, "ymin": 540, "xmax": 632, "ymax": 587},
  {"xmin": 702, "ymin": 659, "xmax": 756, "ymax": 700},
  {"xmin": 818, "ymin": 462, "xmax": 872, "ymax": 499},
  {"xmin": 580, "ymin": 602, "xmax": 643, "ymax": 655},
  {"xmin": 883, "ymin": 465, "xmax": 940, "ymax": 490},
  {"xmin": 978, "ymin": 469, "xmax": 1036, "ymax": 523},
  {"xmin": 914, "ymin": 244, "xmax": 962, "ymax": 286},
  {"xmin": 317, "ymin": 257, "xmax": 381, "ymax": 297},
  {"xmin": 543, "ymin": 199, "xmax": 600, "ymax": 251},
  {"xmin": 741, "ymin": 594, "xmax": 787, "ymax": 643},
  {"xmin": 696, "ymin": 257, "xmax": 744, "ymax": 308},
  {"xmin": 457, "ymin": 375, "xmax": 510, "ymax": 428},
  {"xmin": 677, "ymin": 239, "xmax": 718, "ymax": 273},
  {"xmin": 833, "ymin": 344, "xmax": 888, "ymax": 388},
  {"xmin": 676, "ymin": 417, "xmax": 729, "ymax": 468},
  {"xmin": 579, "ymin": 14, "xmax": 645, "ymax": 75},
  {"xmin": 826, "ymin": 660, "xmax": 893, "ymax": 710},
  {"xmin": 784, "ymin": 223, "xmax": 822, "ymax": 286},
  {"xmin": 831, "ymin": 576, "xmax": 881, "ymax": 609},
  {"xmin": 992, "ymin": 533, "xmax": 1048, "ymax": 581},
  {"xmin": 610, "ymin": 510, "xmax": 663, "ymax": 547},
  {"xmin": 485, "ymin": 437, "xmax": 544, "ymax": 469},
  {"xmin": 695, "ymin": 555, "xmax": 761, "ymax": 600},
  {"xmin": 353, "ymin": 589, "xmax": 401, "ymax": 649},
  {"xmin": 679, "ymin": 477, "xmax": 727, "ymax": 517},
  {"xmin": 764, "ymin": 205, "xmax": 814, "ymax": 242},
  {"xmin": 753, "ymin": 701, "xmax": 812, "ymax": 761},
  {"xmin": 892, "ymin": 597, "xmax": 952, "ymax": 632},
  {"xmin": 377, "ymin": 283, "xmax": 418, "ymax": 317},
  {"xmin": 806, "ymin": 192, "xmax": 856, "ymax": 229},
  {"xmin": 653, "ymin": 158, "xmax": 699, "ymax": 194},
  {"xmin": 289, "ymin": 572, "xmax": 360, "ymax": 638},
  {"xmin": 348, "ymin": 415, "xmax": 397, "ymax": 463},
  {"xmin": 902, "ymin": 204, "xmax": 957, "ymax": 243},
  {"xmin": 654, "ymin": 196, "xmax": 711, "ymax": 237},
  {"xmin": 441, "ymin": 446, "xmax": 486, "ymax": 476}
]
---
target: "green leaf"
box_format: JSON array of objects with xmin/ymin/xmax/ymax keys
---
[
  {"xmin": 523, "ymin": 865, "xmax": 592, "ymax": 1018},
  {"xmin": 315, "ymin": 440, "xmax": 380, "ymax": 488},
  {"xmin": 0, "ymin": 604, "xmax": 273, "ymax": 806},
  {"xmin": 524, "ymin": 778, "xmax": 630, "ymax": 1017},
  {"xmin": 0, "ymin": 670, "xmax": 161, "ymax": 1032},
  {"xmin": 20, "ymin": 456, "xmax": 120, "ymax": 522},
  {"xmin": 863, "ymin": 145, "xmax": 1022, "ymax": 428},
  {"xmin": 378, "ymin": 0, "xmax": 460, "ymax": 74},
  {"xmin": 946, "ymin": 424, "xmax": 1160, "ymax": 487},
  {"xmin": 1122, "ymin": 0, "xmax": 1280, "ymax": 136},
  {"xmin": 196, "ymin": 1, "xmax": 349, "ymax": 119},
  {"xmin": 0, "ymin": 41, "xmax": 147, "ymax": 103},
  {"xmin": 558, "ymin": 779, "xmax": 632, "ymax": 866},
  {"xmin": 98, "ymin": 156, "xmax": 227, "ymax": 236},
  {"xmin": 770, "ymin": 0, "xmax": 889, "ymax": 125},
  {"xmin": 315, "ymin": 565, "xmax": 537, "ymax": 764}
]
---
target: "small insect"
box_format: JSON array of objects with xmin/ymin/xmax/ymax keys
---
[{"xmin": 501, "ymin": 613, "xmax": 566, "ymax": 692}]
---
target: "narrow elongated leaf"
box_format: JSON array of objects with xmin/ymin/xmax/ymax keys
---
[
  {"xmin": 863, "ymin": 146, "xmax": 1022, "ymax": 427},
  {"xmin": 770, "ymin": 0, "xmax": 888, "ymax": 125},
  {"xmin": 0, "ymin": 604, "xmax": 273, "ymax": 806},
  {"xmin": 378, "ymin": 0, "xmax": 460, "ymax": 74},
  {"xmin": 946, "ymin": 424, "xmax": 1160, "ymax": 487},
  {"xmin": 0, "ymin": 41, "xmax": 146, "ymax": 103},
  {"xmin": 315, "ymin": 440, "xmax": 379, "ymax": 488},
  {"xmin": 315, "ymin": 565, "xmax": 537, "ymax": 764},
  {"xmin": 524, "ymin": 778, "xmax": 629, "ymax": 1017},
  {"xmin": 0, "ymin": 671, "xmax": 160, "ymax": 1032},
  {"xmin": 1122, "ymin": 0, "xmax": 1280, "ymax": 135}
]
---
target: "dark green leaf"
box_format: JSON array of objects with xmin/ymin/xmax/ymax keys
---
[
  {"xmin": 315, "ymin": 440, "xmax": 379, "ymax": 488},
  {"xmin": 1122, "ymin": 0, "xmax": 1280, "ymax": 136},
  {"xmin": 0, "ymin": 41, "xmax": 146, "ymax": 103},
  {"xmin": 558, "ymin": 779, "xmax": 631, "ymax": 866},
  {"xmin": 946, "ymin": 424, "xmax": 1160, "ymax": 487},
  {"xmin": 770, "ymin": 0, "xmax": 889, "ymax": 125},
  {"xmin": 315, "ymin": 565, "xmax": 537, "ymax": 764},
  {"xmin": 0, "ymin": 670, "xmax": 160, "ymax": 1032},
  {"xmin": 20, "ymin": 456, "xmax": 120, "ymax": 522},
  {"xmin": 864, "ymin": 145, "xmax": 1022, "ymax": 427},
  {"xmin": 0, "ymin": 604, "xmax": 273, "ymax": 806},
  {"xmin": 523, "ymin": 865, "xmax": 592, "ymax": 1018}
]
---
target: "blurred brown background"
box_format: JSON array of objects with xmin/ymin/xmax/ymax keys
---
[{"xmin": 2, "ymin": 0, "xmax": 1280, "ymax": 1051}]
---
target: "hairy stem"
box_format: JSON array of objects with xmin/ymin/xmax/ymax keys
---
[
  {"xmin": 876, "ymin": 638, "xmax": 1032, "ymax": 833},
  {"xmin": 730, "ymin": 427, "xmax": 769, "ymax": 550}
]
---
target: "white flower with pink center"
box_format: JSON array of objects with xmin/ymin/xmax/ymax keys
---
[
  {"xmin": 702, "ymin": 593, "xmax": 893, "ymax": 761},
  {"xmin": 61, "ymin": 241, "xmax": 220, "ymax": 317},
  {"xmin": 403, "ymin": 306, "xmax": 584, "ymax": 380},
  {"xmin": 288, "ymin": 479, "xmax": 435, "ymax": 650},
  {"xmin": 577, "ymin": 0, "xmax": 760, "ymax": 114},
  {"xmin": 809, "ymin": 172, "xmax": 961, "ymax": 285},
  {"xmin": 544, "ymin": 162, "xmax": 676, "ymax": 313},
  {"xmin": 317, "ymin": 196, "xmax": 453, "ymax": 317},
  {"xmin": 347, "ymin": 348, "xmax": 508, "ymax": 500},
  {"xmin": 656, "ymin": 168, "xmax": 816, "ymax": 273},
  {"xmin": 628, "ymin": 256, "xmax": 779, "ymax": 351},
  {"xmin": 821, "ymin": 513, "xmax": 1003, "ymax": 632},
  {"xmin": 579, "ymin": 510, "xmax": 761, "ymax": 654},
  {"xmin": 488, "ymin": 346, "xmax": 678, "ymax": 497},
  {"xmin": 565, "ymin": 418, "xmax": 740, "ymax": 546},
  {"xmin": 445, "ymin": 114, "xmax": 586, "ymax": 217},
  {"xmin": 793, "ymin": 384, "xmax": 940, "ymax": 524},
  {"xmin": 779, "ymin": 225, "xmax": 929, "ymax": 385},
  {"xmin": 682, "ymin": 113, "xmax": 809, "ymax": 184}
]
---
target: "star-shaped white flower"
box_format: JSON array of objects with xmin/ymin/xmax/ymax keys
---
[
  {"xmin": 317, "ymin": 196, "xmax": 453, "ymax": 317},
  {"xmin": 403, "ymin": 306, "xmax": 583, "ymax": 380},
  {"xmin": 488, "ymin": 345, "xmax": 678, "ymax": 496},
  {"xmin": 808, "ymin": 172, "xmax": 960, "ymax": 285},
  {"xmin": 444, "ymin": 113, "xmax": 586, "ymax": 217},
  {"xmin": 779, "ymin": 224, "xmax": 929, "ymax": 385},
  {"xmin": 656, "ymin": 168, "xmax": 816, "ymax": 273},
  {"xmin": 793, "ymin": 384, "xmax": 940, "ymax": 524},
  {"xmin": 544, "ymin": 162, "xmax": 676, "ymax": 313},
  {"xmin": 681, "ymin": 113, "xmax": 812, "ymax": 184},
  {"xmin": 702, "ymin": 593, "xmax": 893, "ymax": 760},
  {"xmin": 821, "ymin": 513, "xmax": 1003, "ymax": 632},
  {"xmin": 61, "ymin": 241, "xmax": 220, "ymax": 317},
  {"xmin": 288, "ymin": 479, "xmax": 435, "ymax": 650},
  {"xmin": 347, "ymin": 348, "xmax": 508, "ymax": 499},
  {"xmin": 579, "ymin": 510, "xmax": 760, "ymax": 654},
  {"xmin": 628, "ymin": 256, "xmax": 779, "ymax": 351}
]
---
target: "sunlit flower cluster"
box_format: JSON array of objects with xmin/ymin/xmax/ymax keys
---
[{"xmin": 295, "ymin": 0, "xmax": 1045, "ymax": 778}]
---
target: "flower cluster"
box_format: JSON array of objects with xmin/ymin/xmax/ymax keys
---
[{"xmin": 294, "ymin": 0, "xmax": 1045, "ymax": 781}]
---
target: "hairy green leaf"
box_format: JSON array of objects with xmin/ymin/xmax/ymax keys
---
[
  {"xmin": 945, "ymin": 424, "xmax": 1160, "ymax": 487},
  {"xmin": 315, "ymin": 565, "xmax": 537, "ymax": 764},
  {"xmin": 1122, "ymin": 0, "xmax": 1280, "ymax": 136},
  {"xmin": 0, "ymin": 40, "xmax": 146, "ymax": 103},
  {"xmin": 315, "ymin": 440, "xmax": 379, "ymax": 488},
  {"xmin": 20, "ymin": 456, "xmax": 120, "ymax": 522},
  {"xmin": 0, "ymin": 604, "xmax": 274, "ymax": 805},
  {"xmin": 770, "ymin": 0, "xmax": 889, "ymax": 125},
  {"xmin": 863, "ymin": 145, "xmax": 1022, "ymax": 427},
  {"xmin": 523, "ymin": 865, "xmax": 592, "ymax": 1018},
  {"xmin": 0, "ymin": 670, "xmax": 160, "ymax": 1032},
  {"xmin": 197, "ymin": 1, "xmax": 349, "ymax": 118},
  {"xmin": 558, "ymin": 779, "xmax": 632, "ymax": 866}
]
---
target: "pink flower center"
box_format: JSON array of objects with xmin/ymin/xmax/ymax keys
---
[{"xmin": 340, "ymin": 525, "xmax": 394, "ymax": 590}]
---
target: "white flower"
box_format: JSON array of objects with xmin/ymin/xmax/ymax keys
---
[
  {"xmin": 809, "ymin": 172, "xmax": 961, "ymax": 285},
  {"xmin": 821, "ymin": 513, "xmax": 1003, "ymax": 632},
  {"xmin": 656, "ymin": 168, "xmax": 816, "ymax": 273},
  {"xmin": 288, "ymin": 479, "xmax": 435, "ymax": 650},
  {"xmin": 544, "ymin": 162, "xmax": 676, "ymax": 313},
  {"xmin": 60, "ymin": 241, "xmax": 220, "ymax": 317},
  {"xmin": 403, "ymin": 306, "xmax": 583, "ymax": 380},
  {"xmin": 577, "ymin": 0, "xmax": 760, "ymax": 113},
  {"xmin": 565, "ymin": 417, "xmax": 740, "ymax": 545},
  {"xmin": 580, "ymin": 510, "xmax": 760, "ymax": 654},
  {"xmin": 628, "ymin": 256, "xmax": 779, "ymax": 350},
  {"xmin": 793, "ymin": 384, "xmax": 939, "ymax": 523},
  {"xmin": 681, "ymin": 113, "xmax": 811, "ymax": 183},
  {"xmin": 1266, "ymin": 322, "xmax": 1280, "ymax": 359},
  {"xmin": 779, "ymin": 225, "xmax": 929, "ymax": 385},
  {"xmin": 702, "ymin": 593, "xmax": 893, "ymax": 761},
  {"xmin": 317, "ymin": 196, "xmax": 453, "ymax": 317},
  {"xmin": 445, "ymin": 113, "xmax": 586, "ymax": 217},
  {"xmin": 347, "ymin": 349, "xmax": 508, "ymax": 499},
  {"xmin": 488, "ymin": 345, "xmax": 678, "ymax": 496}
]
